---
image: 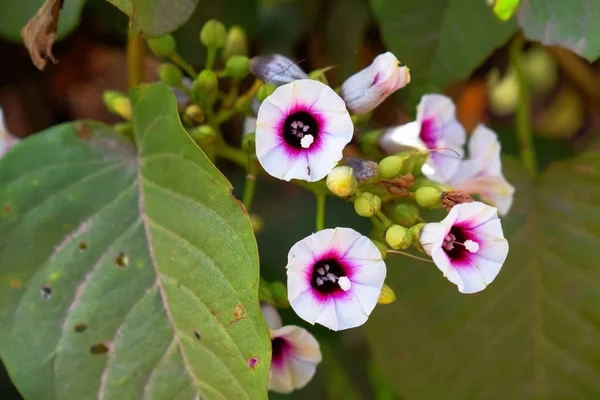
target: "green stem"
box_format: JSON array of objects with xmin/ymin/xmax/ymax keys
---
[
  {"xmin": 315, "ymin": 194, "xmax": 326, "ymax": 231},
  {"xmin": 510, "ymin": 35, "xmax": 538, "ymax": 176},
  {"xmin": 242, "ymin": 174, "xmax": 257, "ymax": 213},
  {"xmin": 375, "ymin": 211, "xmax": 393, "ymax": 229},
  {"xmin": 205, "ymin": 47, "xmax": 217, "ymax": 70},
  {"xmin": 127, "ymin": 24, "xmax": 145, "ymax": 89},
  {"xmin": 169, "ymin": 53, "xmax": 197, "ymax": 79}
]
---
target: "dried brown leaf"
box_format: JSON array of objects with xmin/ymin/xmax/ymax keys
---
[{"xmin": 20, "ymin": 0, "xmax": 63, "ymax": 70}]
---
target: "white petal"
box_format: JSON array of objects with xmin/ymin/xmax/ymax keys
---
[
  {"xmin": 314, "ymin": 299, "xmax": 339, "ymax": 330},
  {"xmin": 250, "ymin": 54, "xmax": 308, "ymax": 86},
  {"xmin": 268, "ymin": 358, "xmax": 294, "ymax": 393},
  {"xmin": 343, "ymin": 234, "xmax": 383, "ymax": 261},
  {"xmin": 261, "ymin": 303, "xmax": 282, "ymax": 330},
  {"xmin": 291, "ymin": 79, "xmax": 327, "ymax": 109},
  {"xmin": 348, "ymin": 259, "xmax": 387, "ymax": 288},
  {"xmin": 419, "ymin": 222, "xmax": 447, "ymax": 256},
  {"xmin": 302, "ymin": 228, "xmax": 338, "ymax": 258},
  {"xmin": 283, "ymin": 153, "xmax": 312, "ymax": 182},
  {"xmin": 310, "ymin": 84, "xmax": 350, "ymax": 114},
  {"xmin": 287, "ymin": 235, "xmax": 318, "ymax": 274},
  {"xmin": 452, "ymin": 174, "xmax": 515, "ymax": 216},
  {"xmin": 349, "ymin": 282, "xmax": 381, "ymax": 317},
  {"xmin": 286, "ymin": 269, "xmax": 312, "ymax": 302},
  {"xmin": 243, "ymin": 117, "xmax": 257, "ymax": 136},
  {"xmin": 452, "ymin": 254, "xmax": 504, "ymax": 294},
  {"xmin": 332, "ymin": 294, "xmax": 368, "ymax": 330},
  {"xmin": 286, "ymin": 358, "xmax": 318, "ymax": 390},
  {"xmin": 453, "ymin": 202, "xmax": 499, "ymax": 228},
  {"xmin": 279, "ymin": 325, "xmax": 322, "ymax": 364},
  {"xmin": 466, "ymin": 124, "xmax": 503, "ymax": 176},
  {"xmin": 319, "ymin": 110, "xmax": 354, "ymax": 139},
  {"xmin": 289, "ymin": 288, "xmax": 328, "ymax": 326},
  {"xmin": 424, "ymin": 149, "xmax": 463, "ymax": 183},
  {"xmin": 258, "ymin": 145, "xmax": 301, "ymax": 181},
  {"xmin": 378, "ymin": 121, "xmax": 426, "ymax": 154},
  {"xmin": 327, "ymin": 227, "xmax": 363, "ymax": 256},
  {"xmin": 304, "ymin": 142, "xmax": 344, "ymax": 182}
]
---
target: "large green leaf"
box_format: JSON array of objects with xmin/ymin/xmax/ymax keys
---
[
  {"xmin": 0, "ymin": 83, "xmax": 270, "ymax": 399},
  {"xmin": 0, "ymin": 0, "xmax": 87, "ymax": 42},
  {"xmin": 370, "ymin": 0, "xmax": 517, "ymax": 94},
  {"xmin": 518, "ymin": 0, "xmax": 600, "ymax": 61},
  {"xmin": 106, "ymin": 0, "xmax": 199, "ymax": 37},
  {"xmin": 367, "ymin": 154, "xmax": 600, "ymax": 399}
]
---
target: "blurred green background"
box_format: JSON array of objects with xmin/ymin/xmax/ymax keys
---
[{"xmin": 1, "ymin": 0, "xmax": 600, "ymax": 399}]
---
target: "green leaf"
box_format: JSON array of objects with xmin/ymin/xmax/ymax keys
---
[
  {"xmin": 493, "ymin": 0, "xmax": 521, "ymax": 21},
  {"xmin": 107, "ymin": 0, "xmax": 199, "ymax": 37},
  {"xmin": 0, "ymin": 0, "xmax": 86, "ymax": 42},
  {"xmin": 518, "ymin": 0, "xmax": 600, "ymax": 61},
  {"xmin": 367, "ymin": 154, "xmax": 600, "ymax": 399},
  {"xmin": 370, "ymin": 0, "xmax": 517, "ymax": 94},
  {"xmin": 0, "ymin": 83, "xmax": 270, "ymax": 399}
]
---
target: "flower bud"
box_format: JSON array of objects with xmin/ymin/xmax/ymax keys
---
[
  {"xmin": 415, "ymin": 186, "xmax": 443, "ymax": 209},
  {"xmin": 308, "ymin": 66, "xmax": 333, "ymax": 84},
  {"xmin": 183, "ymin": 104, "xmax": 205, "ymax": 126},
  {"xmin": 379, "ymin": 155, "xmax": 404, "ymax": 179},
  {"xmin": 249, "ymin": 54, "xmax": 308, "ymax": 86},
  {"xmin": 270, "ymin": 281, "xmax": 290, "ymax": 308},
  {"xmin": 257, "ymin": 83, "xmax": 277, "ymax": 103},
  {"xmin": 222, "ymin": 25, "xmax": 248, "ymax": 61},
  {"xmin": 147, "ymin": 34, "xmax": 176, "ymax": 57},
  {"xmin": 242, "ymin": 132, "xmax": 256, "ymax": 153},
  {"xmin": 192, "ymin": 70, "xmax": 218, "ymax": 106},
  {"xmin": 341, "ymin": 52, "xmax": 410, "ymax": 115},
  {"xmin": 394, "ymin": 203, "xmax": 419, "ymax": 226},
  {"xmin": 190, "ymin": 124, "xmax": 216, "ymax": 143},
  {"xmin": 354, "ymin": 192, "xmax": 381, "ymax": 217},
  {"xmin": 326, "ymin": 166, "xmax": 357, "ymax": 197},
  {"xmin": 158, "ymin": 63, "xmax": 183, "ymax": 87},
  {"xmin": 385, "ymin": 225, "xmax": 413, "ymax": 250},
  {"xmin": 377, "ymin": 283, "xmax": 396, "ymax": 304},
  {"xmin": 200, "ymin": 19, "xmax": 227, "ymax": 49},
  {"xmin": 103, "ymin": 90, "xmax": 131, "ymax": 120},
  {"xmin": 225, "ymin": 55, "xmax": 250, "ymax": 79},
  {"xmin": 400, "ymin": 152, "xmax": 428, "ymax": 176},
  {"xmin": 409, "ymin": 223, "xmax": 425, "ymax": 252},
  {"xmin": 372, "ymin": 240, "xmax": 388, "ymax": 260},
  {"xmin": 344, "ymin": 157, "xmax": 379, "ymax": 182}
]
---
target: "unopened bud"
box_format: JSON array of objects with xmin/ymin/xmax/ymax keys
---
[
  {"xmin": 103, "ymin": 90, "xmax": 131, "ymax": 120},
  {"xmin": 372, "ymin": 240, "xmax": 388, "ymax": 260},
  {"xmin": 394, "ymin": 203, "xmax": 419, "ymax": 226},
  {"xmin": 341, "ymin": 52, "xmax": 410, "ymax": 115},
  {"xmin": 190, "ymin": 125, "xmax": 216, "ymax": 143},
  {"xmin": 192, "ymin": 70, "xmax": 218, "ymax": 106},
  {"xmin": 200, "ymin": 19, "xmax": 227, "ymax": 49},
  {"xmin": 344, "ymin": 157, "xmax": 379, "ymax": 182},
  {"xmin": 225, "ymin": 55, "xmax": 250, "ymax": 79},
  {"xmin": 270, "ymin": 281, "xmax": 290, "ymax": 308},
  {"xmin": 257, "ymin": 83, "xmax": 277, "ymax": 103},
  {"xmin": 415, "ymin": 186, "xmax": 443, "ymax": 209},
  {"xmin": 379, "ymin": 155, "xmax": 404, "ymax": 179},
  {"xmin": 378, "ymin": 283, "xmax": 396, "ymax": 304},
  {"xmin": 147, "ymin": 34, "xmax": 176, "ymax": 57},
  {"xmin": 326, "ymin": 166, "xmax": 357, "ymax": 197},
  {"xmin": 308, "ymin": 66, "xmax": 333, "ymax": 84},
  {"xmin": 400, "ymin": 152, "xmax": 428, "ymax": 176},
  {"xmin": 410, "ymin": 223, "xmax": 425, "ymax": 253},
  {"xmin": 183, "ymin": 105, "xmax": 205, "ymax": 126},
  {"xmin": 354, "ymin": 192, "xmax": 381, "ymax": 217},
  {"xmin": 249, "ymin": 54, "xmax": 308, "ymax": 86},
  {"xmin": 158, "ymin": 63, "xmax": 183, "ymax": 87},
  {"xmin": 385, "ymin": 225, "xmax": 412, "ymax": 250},
  {"xmin": 222, "ymin": 25, "xmax": 248, "ymax": 61}
]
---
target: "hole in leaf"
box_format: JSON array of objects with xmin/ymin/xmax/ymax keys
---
[
  {"xmin": 79, "ymin": 242, "xmax": 88, "ymax": 250},
  {"xmin": 115, "ymin": 252, "xmax": 129, "ymax": 268},
  {"xmin": 193, "ymin": 330, "xmax": 201, "ymax": 341},
  {"xmin": 248, "ymin": 357, "xmax": 259, "ymax": 369},
  {"xmin": 90, "ymin": 341, "xmax": 110, "ymax": 355},
  {"xmin": 74, "ymin": 323, "xmax": 88, "ymax": 333},
  {"xmin": 40, "ymin": 284, "xmax": 52, "ymax": 301}
]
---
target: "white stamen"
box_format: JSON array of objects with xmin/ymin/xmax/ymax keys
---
[
  {"xmin": 316, "ymin": 277, "xmax": 324, "ymax": 286},
  {"xmin": 443, "ymin": 233, "xmax": 456, "ymax": 251},
  {"xmin": 302, "ymin": 125, "xmax": 310, "ymax": 132},
  {"xmin": 464, "ymin": 240, "xmax": 479, "ymax": 253},
  {"xmin": 291, "ymin": 121, "xmax": 298, "ymax": 129},
  {"xmin": 324, "ymin": 264, "xmax": 330, "ymax": 271},
  {"xmin": 327, "ymin": 273, "xmax": 337, "ymax": 282},
  {"xmin": 321, "ymin": 275, "xmax": 329, "ymax": 281},
  {"xmin": 300, "ymin": 134, "xmax": 314, "ymax": 149},
  {"xmin": 338, "ymin": 276, "xmax": 351, "ymax": 291},
  {"xmin": 317, "ymin": 268, "xmax": 325, "ymax": 275}
]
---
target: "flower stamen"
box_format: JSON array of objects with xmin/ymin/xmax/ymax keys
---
[
  {"xmin": 338, "ymin": 276, "xmax": 351, "ymax": 291},
  {"xmin": 443, "ymin": 233, "xmax": 479, "ymax": 253}
]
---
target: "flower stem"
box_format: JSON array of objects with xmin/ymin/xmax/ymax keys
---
[
  {"xmin": 127, "ymin": 23, "xmax": 145, "ymax": 89},
  {"xmin": 169, "ymin": 52, "xmax": 197, "ymax": 79},
  {"xmin": 315, "ymin": 194, "xmax": 326, "ymax": 231},
  {"xmin": 205, "ymin": 47, "xmax": 217, "ymax": 70},
  {"xmin": 387, "ymin": 250, "xmax": 433, "ymax": 263},
  {"xmin": 510, "ymin": 35, "xmax": 538, "ymax": 177},
  {"xmin": 242, "ymin": 148, "xmax": 258, "ymax": 213},
  {"xmin": 375, "ymin": 211, "xmax": 393, "ymax": 229}
]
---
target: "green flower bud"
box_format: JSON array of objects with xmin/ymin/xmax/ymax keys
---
[
  {"xmin": 270, "ymin": 281, "xmax": 290, "ymax": 308},
  {"xmin": 308, "ymin": 67, "xmax": 333, "ymax": 84},
  {"xmin": 394, "ymin": 203, "xmax": 419, "ymax": 226},
  {"xmin": 372, "ymin": 240, "xmax": 388, "ymax": 260},
  {"xmin": 257, "ymin": 83, "xmax": 277, "ymax": 103},
  {"xmin": 410, "ymin": 223, "xmax": 425, "ymax": 253},
  {"xmin": 326, "ymin": 166, "xmax": 357, "ymax": 197},
  {"xmin": 409, "ymin": 176, "xmax": 436, "ymax": 192},
  {"xmin": 158, "ymin": 63, "xmax": 183, "ymax": 87},
  {"xmin": 379, "ymin": 155, "xmax": 404, "ymax": 179},
  {"xmin": 225, "ymin": 55, "xmax": 250, "ymax": 79},
  {"xmin": 385, "ymin": 225, "xmax": 413, "ymax": 250},
  {"xmin": 103, "ymin": 90, "xmax": 131, "ymax": 120},
  {"xmin": 377, "ymin": 283, "xmax": 396, "ymax": 304},
  {"xmin": 400, "ymin": 152, "xmax": 428, "ymax": 176},
  {"xmin": 190, "ymin": 125, "xmax": 216, "ymax": 143},
  {"xmin": 222, "ymin": 25, "xmax": 248, "ymax": 61},
  {"xmin": 242, "ymin": 133, "xmax": 256, "ymax": 153},
  {"xmin": 354, "ymin": 192, "xmax": 381, "ymax": 217},
  {"xmin": 258, "ymin": 278, "xmax": 274, "ymax": 304},
  {"xmin": 147, "ymin": 34, "xmax": 176, "ymax": 57},
  {"xmin": 200, "ymin": 19, "xmax": 227, "ymax": 49},
  {"xmin": 183, "ymin": 105, "xmax": 205, "ymax": 126},
  {"xmin": 415, "ymin": 186, "xmax": 443, "ymax": 209},
  {"xmin": 192, "ymin": 70, "xmax": 218, "ymax": 106}
]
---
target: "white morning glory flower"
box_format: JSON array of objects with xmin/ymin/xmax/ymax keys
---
[
  {"xmin": 260, "ymin": 303, "xmax": 322, "ymax": 394},
  {"xmin": 250, "ymin": 54, "xmax": 308, "ymax": 86},
  {"xmin": 341, "ymin": 52, "xmax": 410, "ymax": 115},
  {"xmin": 255, "ymin": 79, "xmax": 354, "ymax": 182},
  {"xmin": 448, "ymin": 124, "xmax": 515, "ymax": 216},
  {"xmin": 378, "ymin": 94, "xmax": 466, "ymax": 182},
  {"xmin": 0, "ymin": 108, "xmax": 19, "ymax": 158},
  {"xmin": 287, "ymin": 227, "xmax": 386, "ymax": 331},
  {"xmin": 419, "ymin": 202, "xmax": 509, "ymax": 294}
]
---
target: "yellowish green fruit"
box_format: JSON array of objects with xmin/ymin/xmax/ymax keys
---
[
  {"xmin": 158, "ymin": 63, "xmax": 183, "ymax": 87},
  {"xmin": 354, "ymin": 192, "xmax": 382, "ymax": 217},
  {"xmin": 394, "ymin": 203, "xmax": 419, "ymax": 226},
  {"xmin": 222, "ymin": 25, "xmax": 248, "ymax": 61},
  {"xmin": 200, "ymin": 19, "xmax": 227, "ymax": 48},
  {"xmin": 410, "ymin": 223, "xmax": 425, "ymax": 253},
  {"xmin": 523, "ymin": 45, "xmax": 558, "ymax": 95},
  {"xmin": 487, "ymin": 67, "xmax": 519, "ymax": 116},
  {"xmin": 226, "ymin": 55, "xmax": 250, "ymax": 79},
  {"xmin": 378, "ymin": 283, "xmax": 396, "ymax": 304},
  {"xmin": 415, "ymin": 186, "xmax": 443, "ymax": 209},
  {"xmin": 379, "ymin": 155, "xmax": 404, "ymax": 178},
  {"xmin": 147, "ymin": 34, "xmax": 176, "ymax": 57},
  {"xmin": 385, "ymin": 225, "xmax": 413, "ymax": 250},
  {"xmin": 257, "ymin": 83, "xmax": 277, "ymax": 103},
  {"xmin": 192, "ymin": 70, "xmax": 218, "ymax": 106}
]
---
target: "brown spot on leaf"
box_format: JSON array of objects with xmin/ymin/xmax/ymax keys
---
[
  {"xmin": 9, "ymin": 278, "xmax": 22, "ymax": 288},
  {"xmin": 21, "ymin": 0, "xmax": 63, "ymax": 70},
  {"xmin": 248, "ymin": 357, "xmax": 259, "ymax": 369},
  {"xmin": 76, "ymin": 123, "xmax": 94, "ymax": 140},
  {"xmin": 2, "ymin": 205, "xmax": 12, "ymax": 215},
  {"xmin": 193, "ymin": 330, "xmax": 201, "ymax": 341},
  {"xmin": 115, "ymin": 252, "xmax": 129, "ymax": 268},
  {"xmin": 40, "ymin": 284, "xmax": 52, "ymax": 300},
  {"xmin": 90, "ymin": 341, "xmax": 111, "ymax": 355},
  {"xmin": 74, "ymin": 323, "xmax": 88, "ymax": 333},
  {"xmin": 228, "ymin": 304, "xmax": 247, "ymax": 327},
  {"xmin": 79, "ymin": 242, "xmax": 88, "ymax": 251}
]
